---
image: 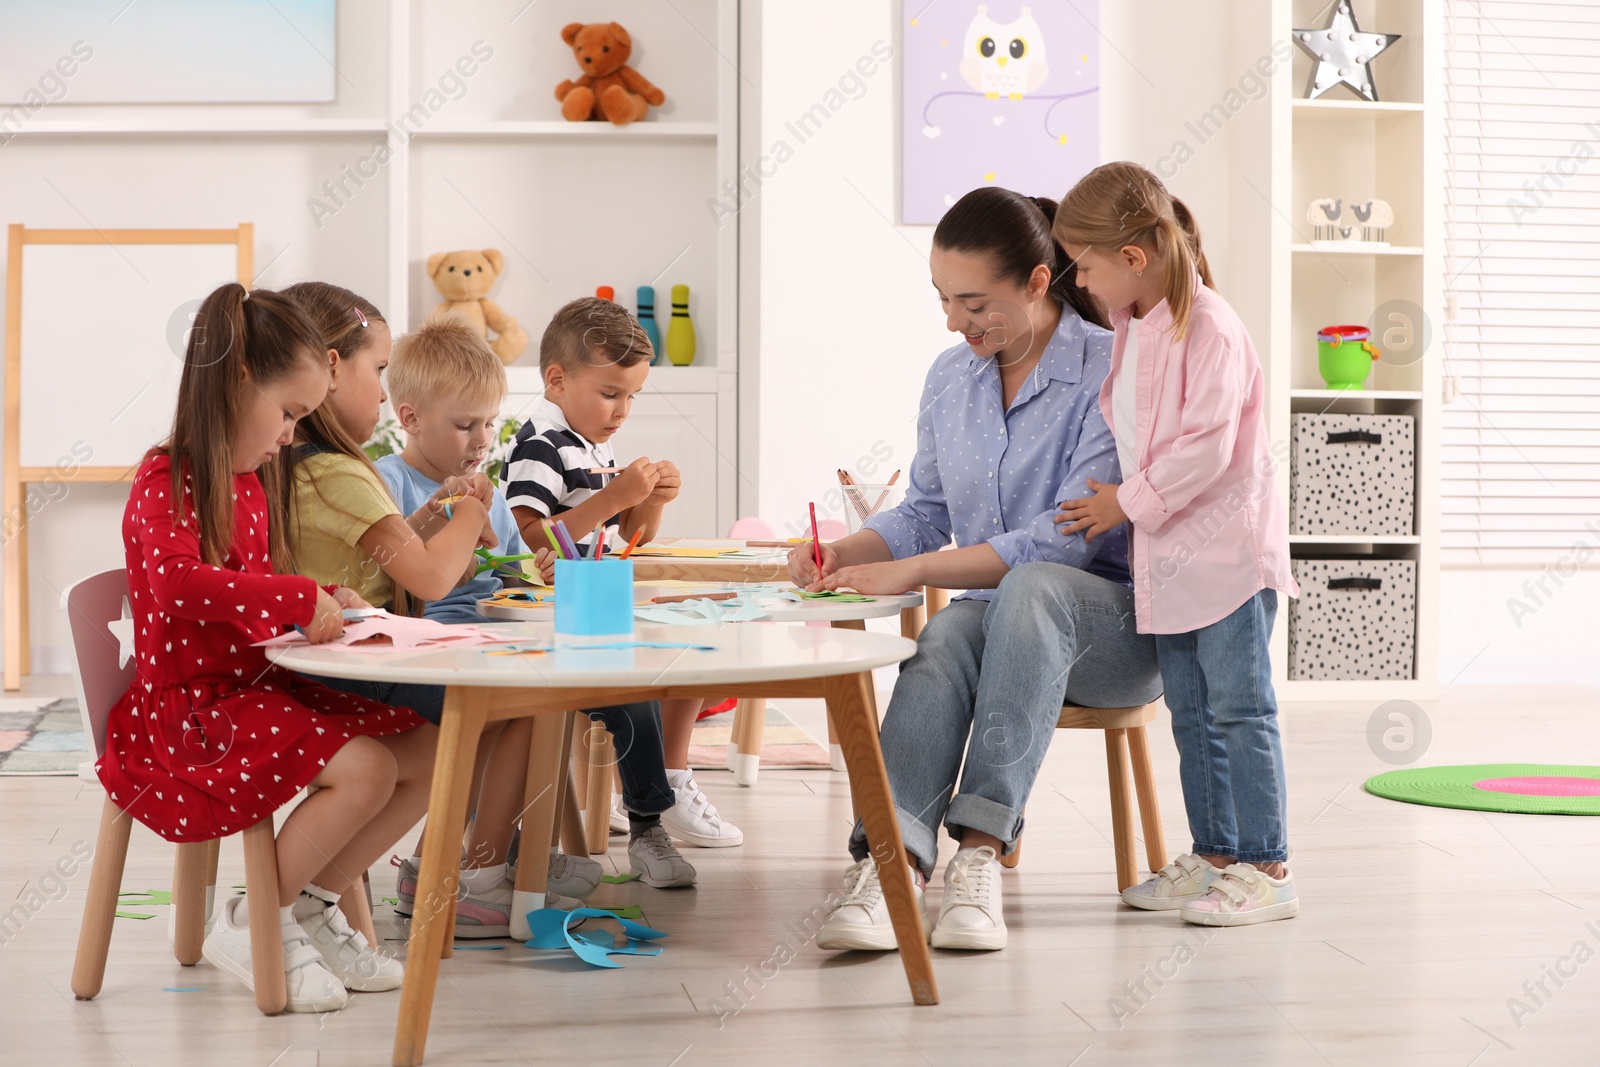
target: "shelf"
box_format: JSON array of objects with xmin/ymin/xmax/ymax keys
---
[
  {"xmin": 1289, "ymin": 389, "xmax": 1424, "ymax": 401},
  {"xmin": 11, "ymin": 118, "xmax": 389, "ymax": 136},
  {"xmin": 1291, "ymin": 243, "xmax": 1423, "ymax": 257},
  {"xmin": 1291, "ymin": 99, "xmax": 1424, "ymax": 117},
  {"xmin": 412, "ymin": 121, "xmax": 719, "ymax": 141},
  {"xmin": 1290, "ymin": 535, "xmax": 1421, "ymax": 545}
]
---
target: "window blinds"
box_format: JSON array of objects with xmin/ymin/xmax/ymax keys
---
[{"xmin": 1442, "ymin": 0, "xmax": 1600, "ymax": 564}]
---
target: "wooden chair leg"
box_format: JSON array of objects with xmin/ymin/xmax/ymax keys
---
[
  {"xmin": 1126, "ymin": 725, "xmax": 1167, "ymax": 875},
  {"xmin": 730, "ymin": 698, "xmax": 765, "ymax": 786},
  {"xmin": 583, "ymin": 718, "xmax": 614, "ymax": 856},
  {"xmin": 510, "ymin": 711, "xmax": 568, "ymax": 940},
  {"xmin": 71, "ymin": 796, "xmax": 134, "ymax": 999},
  {"xmin": 172, "ymin": 841, "xmax": 211, "ymax": 965},
  {"xmin": 998, "ymin": 818, "xmax": 1023, "ymax": 869},
  {"xmin": 240, "ymin": 818, "xmax": 287, "ymax": 1016},
  {"xmin": 204, "ymin": 837, "xmax": 221, "ymax": 929},
  {"xmin": 1105, "ymin": 728, "xmax": 1139, "ymax": 892},
  {"xmin": 342, "ymin": 874, "xmax": 379, "ymax": 948}
]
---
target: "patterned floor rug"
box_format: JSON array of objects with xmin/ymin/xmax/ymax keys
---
[
  {"xmin": 687, "ymin": 704, "xmax": 830, "ymax": 770},
  {"xmin": 0, "ymin": 697, "xmax": 90, "ymax": 776}
]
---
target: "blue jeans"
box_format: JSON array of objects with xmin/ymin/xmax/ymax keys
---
[
  {"xmin": 1154, "ymin": 589, "xmax": 1288, "ymax": 864},
  {"xmin": 299, "ymin": 674, "xmax": 674, "ymax": 816},
  {"xmin": 848, "ymin": 561, "xmax": 1163, "ymax": 879}
]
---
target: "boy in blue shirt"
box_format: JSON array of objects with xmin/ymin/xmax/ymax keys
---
[{"xmin": 377, "ymin": 317, "xmax": 694, "ymax": 893}]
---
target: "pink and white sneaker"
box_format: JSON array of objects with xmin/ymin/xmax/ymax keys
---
[{"xmin": 1179, "ymin": 863, "xmax": 1299, "ymax": 927}]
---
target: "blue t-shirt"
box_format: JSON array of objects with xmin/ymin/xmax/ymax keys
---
[{"xmin": 374, "ymin": 454, "xmax": 529, "ymax": 623}]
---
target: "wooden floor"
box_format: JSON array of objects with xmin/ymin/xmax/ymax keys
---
[{"xmin": 3, "ymin": 673, "xmax": 1598, "ymax": 1066}]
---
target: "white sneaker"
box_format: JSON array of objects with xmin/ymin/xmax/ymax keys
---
[
  {"xmin": 627, "ymin": 825, "xmax": 697, "ymax": 888},
  {"xmin": 547, "ymin": 849, "xmax": 602, "ymax": 899},
  {"xmin": 661, "ymin": 770, "xmax": 744, "ymax": 848},
  {"xmin": 1121, "ymin": 853, "xmax": 1225, "ymax": 911},
  {"xmin": 609, "ymin": 796, "xmax": 628, "ymax": 834},
  {"xmin": 201, "ymin": 894, "xmax": 350, "ymax": 1013},
  {"xmin": 1180, "ymin": 864, "xmax": 1299, "ymax": 927},
  {"xmin": 930, "ymin": 847, "xmax": 1007, "ymax": 950},
  {"xmin": 295, "ymin": 895, "xmax": 404, "ymax": 992},
  {"xmin": 815, "ymin": 858, "xmax": 930, "ymax": 952}
]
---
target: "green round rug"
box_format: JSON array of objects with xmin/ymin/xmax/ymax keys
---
[{"xmin": 1365, "ymin": 764, "xmax": 1600, "ymax": 815}]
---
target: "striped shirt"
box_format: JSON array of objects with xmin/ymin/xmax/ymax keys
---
[{"xmin": 504, "ymin": 397, "xmax": 621, "ymax": 547}]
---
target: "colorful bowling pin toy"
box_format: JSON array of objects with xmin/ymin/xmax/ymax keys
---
[
  {"xmin": 665, "ymin": 283, "xmax": 696, "ymax": 366},
  {"xmin": 596, "ymin": 285, "xmax": 614, "ymax": 301},
  {"xmin": 636, "ymin": 285, "xmax": 662, "ymax": 364}
]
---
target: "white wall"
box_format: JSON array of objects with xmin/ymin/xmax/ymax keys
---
[{"xmin": 754, "ymin": 1, "xmax": 1243, "ymax": 537}]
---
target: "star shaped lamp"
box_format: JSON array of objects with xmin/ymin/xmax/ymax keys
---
[{"xmin": 1293, "ymin": 0, "xmax": 1401, "ymax": 102}]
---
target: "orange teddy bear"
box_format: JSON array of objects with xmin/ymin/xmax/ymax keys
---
[{"xmin": 555, "ymin": 21, "xmax": 665, "ymax": 125}]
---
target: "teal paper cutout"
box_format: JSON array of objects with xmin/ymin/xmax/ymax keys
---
[{"xmin": 524, "ymin": 906, "xmax": 667, "ymax": 968}]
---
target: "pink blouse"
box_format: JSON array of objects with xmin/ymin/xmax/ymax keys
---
[{"xmin": 1102, "ymin": 280, "xmax": 1298, "ymax": 634}]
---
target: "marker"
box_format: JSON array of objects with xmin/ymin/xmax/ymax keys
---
[{"xmin": 809, "ymin": 502, "xmax": 822, "ymax": 573}]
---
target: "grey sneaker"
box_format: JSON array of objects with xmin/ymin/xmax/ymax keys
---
[{"xmin": 627, "ymin": 825, "xmax": 697, "ymax": 888}]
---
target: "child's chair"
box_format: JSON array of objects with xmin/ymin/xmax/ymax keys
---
[
  {"xmin": 998, "ymin": 699, "xmax": 1168, "ymax": 891},
  {"xmin": 64, "ymin": 569, "xmax": 289, "ymax": 1015}
]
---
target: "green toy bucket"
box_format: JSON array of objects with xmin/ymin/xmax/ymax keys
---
[{"xmin": 1317, "ymin": 325, "xmax": 1380, "ymax": 390}]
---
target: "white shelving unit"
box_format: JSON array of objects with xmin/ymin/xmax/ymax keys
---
[
  {"xmin": 3, "ymin": 0, "xmax": 742, "ymax": 538},
  {"xmin": 1266, "ymin": 0, "xmax": 1443, "ymax": 701}
]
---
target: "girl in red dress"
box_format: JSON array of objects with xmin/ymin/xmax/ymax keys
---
[{"xmin": 95, "ymin": 283, "xmax": 436, "ymax": 1013}]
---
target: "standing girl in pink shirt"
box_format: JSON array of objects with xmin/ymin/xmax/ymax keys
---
[{"xmin": 1053, "ymin": 162, "xmax": 1300, "ymax": 926}]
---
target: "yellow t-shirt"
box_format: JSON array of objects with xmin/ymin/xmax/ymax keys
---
[{"xmin": 291, "ymin": 452, "xmax": 399, "ymax": 608}]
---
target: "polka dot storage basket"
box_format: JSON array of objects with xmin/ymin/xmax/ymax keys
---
[
  {"xmin": 1288, "ymin": 558, "xmax": 1417, "ymax": 681},
  {"xmin": 1290, "ymin": 413, "xmax": 1415, "ymax": 537}
]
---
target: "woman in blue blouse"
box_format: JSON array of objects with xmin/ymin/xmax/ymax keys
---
[{"xmin": 790, "ymin": 187, "xmax": 1163, "ymax": 953}]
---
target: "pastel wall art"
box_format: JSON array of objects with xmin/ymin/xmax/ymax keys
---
[{"xmin": 901, "ymin": 1, "xmax": 1099, "ymax": 224}]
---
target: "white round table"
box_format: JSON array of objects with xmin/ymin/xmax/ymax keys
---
[{"xmin": 269, "ymin": 621, "xmax": 935, "ymax": 1066}]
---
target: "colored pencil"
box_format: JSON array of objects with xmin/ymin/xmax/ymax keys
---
[
  {"xmin": 541, "ymin": 524, "xmax": 567, "ymax": 560},
  {"xmin": 619, "ymin": 529, "xmax": 644, "ymax": 559},
  {"xmin": 809, "ymin": 502, "xmax": 822, "ymax": 572},
  {"xmin": 552, "ymin": 520, "xmax": 581, "ymax": 561},
  {"xmin": 868, "ymin": 470, "xmax": 902, "ymax": 514},
  {"xmin": 587, "ymin": 467, "xmax": 623, "ymax": 474},
  {"xmin": 592, "ymin": 524, "xmax": 605, "ymax": 560},
  {"xmin": 837, "ymin": 470, "xmax": 870, "ymax": 520},
  {"xmin": 651, "ymin": 591, "xmax": 738, "ymax": 604}
]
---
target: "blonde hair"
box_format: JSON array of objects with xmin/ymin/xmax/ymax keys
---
[
  {"xmin": 389, "ymin": 317, "xmax": 507, "ymax": 409},
  {"xmin": 1053, "ymin": 161, "xmax": 1215, "ymax": 339}
]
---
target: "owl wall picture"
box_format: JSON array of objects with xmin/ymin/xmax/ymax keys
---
[
  {"xmin": 902, "ymin": 1, "xmax": 1099, "ymax": 224},
  {"xmin": 959, "ymin": 6, "xmax": 1050, "ymax": 98}
]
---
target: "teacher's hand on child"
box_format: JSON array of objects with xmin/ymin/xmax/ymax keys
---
[
  {"xmin": 822, "ymin": 559, "xmax": 919, "ymax": 596},
  {"xmin": 787, "ymin": 541, "xmax": 838, "ymax": 590},
  {"xmin": 304, "ymin": 588, "xmax": 346, "ymax": 644},
  {"xmin": 1055, "ymin": 478, "xmax": 1128, "ymax": 542}
]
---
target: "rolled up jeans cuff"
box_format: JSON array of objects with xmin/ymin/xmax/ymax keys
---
[
  {"xmin": 847, "ymin": 805, "xmax": 939, "ymax": 882},
  {"xmin": 945, "ymin": 793, "xmax": 1024, "ymax": 856}
]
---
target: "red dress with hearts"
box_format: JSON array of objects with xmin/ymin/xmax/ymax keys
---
[{"xmin": 95, "ymin": 453, "xmax": 425, "ymax": 843}]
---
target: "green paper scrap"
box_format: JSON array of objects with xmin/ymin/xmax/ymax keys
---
[
  {"xmin": 382, "ymin": 896, "xmax": 399, "ymax": 906},
  {"xmin": 799, "ymin": 590, "xmax": 874, "ymax": 602},
  {"xmin": 599, "ymin": 873, "xmax": 639, "ymax": 884},
  {"xmin": 115, "ymin": 911, "xmax": 155, "ymax": 920},
  {"xmin": 118, "ymin": 889, "xmax": 172, "ymax": 906},
  {"xmin": 597, "ymin": 904, "xmax": 644, "ymax": 920}
]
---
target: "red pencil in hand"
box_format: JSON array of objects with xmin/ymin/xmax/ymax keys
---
[{"xmin": 809, "ymin": 501, "xmax": 823, "ymax": 575}]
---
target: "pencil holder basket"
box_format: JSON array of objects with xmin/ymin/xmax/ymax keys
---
[
  {"xmin": 554, "ymin": 559, "xmax": 634, "ymax": 638},
  {"xmin": 841, "ymin": 483, "xmax": 905, "ymax": 535}
]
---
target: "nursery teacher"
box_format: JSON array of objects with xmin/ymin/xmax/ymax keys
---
[{"xmin": 788, "ymin": 186, "xmax": 1163, "ymax": 952}]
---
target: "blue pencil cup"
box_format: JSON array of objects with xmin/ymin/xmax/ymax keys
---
[{"xmin": 554, "ymin": 559, "xmax": 635, "ymax": 638}]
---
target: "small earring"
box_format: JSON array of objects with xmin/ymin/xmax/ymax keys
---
[{"xmin": 1136, "ymin": 270, "xmax": 1143, "ymax": 277}]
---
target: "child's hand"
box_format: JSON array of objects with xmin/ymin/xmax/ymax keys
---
[
  {"xmin": 329, "ymin": 587, "xmax": 371, "ymax": 610},
  {"xmin": 531, "ymin": 546, "xmax": 556, "ymax": 584},
  {"xmin": 644, "ymin": 460, "xmax": 680, "ymax": 506},
  {"xmin": 787, "ymin": 541, "xmax": 839, "ymax": 591},
  {"xmin": 822, "ymin": 559, "xmax": 918, "ymax": 596},
  {"xmin": 462, "ymin": 472, "xmax": 494, "ymax": 509},
  {"xmin": 608, "ymin": 457, "xmax": 660, "ymax": 508},
  {"xmin": 1055, "ymin": 478, "xmax": 1128, "ymax": 542},
  {"xmin": 304, "ymin": 589, "xmax": 346, "ymax": 644}
]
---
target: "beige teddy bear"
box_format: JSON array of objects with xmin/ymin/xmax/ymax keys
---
[{"xmin": 425, "ymin": 249, "xmax": 528, "ymax": 366}]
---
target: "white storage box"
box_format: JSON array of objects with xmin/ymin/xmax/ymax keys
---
[
  {"xmin": 1290, "ymin": 413, "xmax": 1415, "ymax": 536},
  {"xmin": 1288, "ymin": 558, "xmax": 1417, "ymax": 680}
]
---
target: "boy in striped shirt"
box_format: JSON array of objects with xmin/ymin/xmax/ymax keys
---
[{"xmin": 507, "ymin": 297, "xmax": 744, "ymax": 850}]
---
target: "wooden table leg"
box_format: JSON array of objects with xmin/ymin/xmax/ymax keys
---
[
  {"xmin": 510, "ymin": 711, "xmax": 566, "ymax": 940},
  {"xmin": 923, "ymin": 585, "xmax": 948, "ymax": 620},
  {"xmin": 583, "ymin": 718, "xmax": 614, "ymax": 855},
  {"xmin": 393, "ymin": 686, "xmax": 487, "ymax": 1067},
  {"xmin": 828, "ymin": 620, "xmax": 869, "ymax": 773},
  {"xmin": 824, "ymin": 670, "xmax": 938, "ymax": 1006},
  {"xmin": 899, "ymin": 599, "xmax": 927, "ymax": 642},
  {"xmin": 557, "ymin": 713, "xmax": 588, "ymax": 858},
  {"xmin": 729, "ymin": 698, "xmax": 765, "ymax": 786}
]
